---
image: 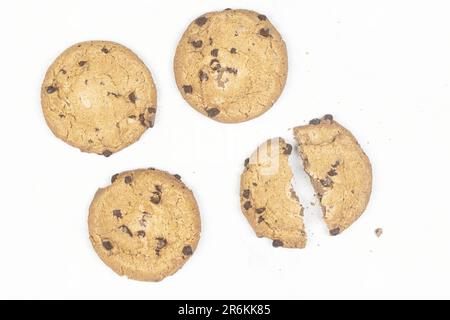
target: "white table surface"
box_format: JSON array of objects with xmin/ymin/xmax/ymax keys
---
[{"xmin": 1, "ymin": 0, "xmax": 449, "ymax": 299}]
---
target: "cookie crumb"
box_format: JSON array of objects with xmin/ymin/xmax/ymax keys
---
[{"xmin": 375, "ymin": 228, "xmax": 383, "ymax": 238}]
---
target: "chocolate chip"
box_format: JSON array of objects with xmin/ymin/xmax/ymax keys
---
[
  {"xmin": 183, "ymin": 85, "xmax": 193, "ymax": 94},
  {"xmin": 258, "ymin": 216, "xmax": 265, "ymax": 223},
  {"xmin": 320, "ymin": 177, "xmax": 333, "ymax": 188},
  {"xmin": 78, "ymin": 61, "xmax": 87, "ymax": 67},
  {"xmin": 211, "ymin": 49, "xmax": 219, "ymax": 57},
  {"xmin": 155, "ymin": 185, "xmax": 162, "ymax": 193},
  {"xmin": 199, "ymin": 70, "xmax": 209, "ymax": 81},
  {"xmin": 195, "ymin": 16, "xmax": 208, "ymax": 26},
  {"xmin": 210, "ymin": 59, "xmax": 221, "ymax": 71},
  {"xmin": 148, "ymin": 107, "xmax": 156, "ymax": 113},
  {"xmin": 256, "ymin": 208, "xmax": 266, "ymax": 214},
  {"xmin": 46, "ymin": 86, "xmax": 58, "ymax": 94},
  {"xmin": 290, "ymin": 188, "xmax": 299, "ymax": 201},
  {"xmin": 224, "ymin": 8, "xmax": 232, "ymax": 11},
  {"xmin": 128, "ymin": 115, "xmax": 136, "ymax": 119},
  {"xmin": 107, "ymin": 92, "xmax": 120, "ymax": 98},
  {"xmin": 156, "ymin": 237, "xmax": 167, "ymax": 254},
  {"xmin": 182, "ymin": 245, "xmax": 193, "ymax": 256},
  {"xmin": 102, "ymin": 240, "xmax": 113, "ymax": 251},
  {"xmin": 101, "ymin": 47, "xmax": 109, "ymax": 54},
  {"xmin": 257, "ymin": 14, "xmax": 267, "ymax": 21},
  {"xmin": 230, "ymin": 48, "xmax": 237, "ymax": 54},
  {"xmin": 139, "ymin": 213, "xmax": 149, "ymax": 227},
  {"xmin": 283, "ymin": 144, "xmax": 293, "ymax": 155},
  {"xmin": 243, "ymin": 189, "xmax": 251, "ymax": 199},
  {"xmin": 148, "ymin": 120, "xmax": 154, "ymax": 128},
  {"xmin": 243, "ymin": 201, "xmax": 252, "ymax": 210},
  {"xmin": 328, "ymin": 169, "xmax": 338, "ymax": 176},
  {"xmin": 309, "ymin": 118, "xmax": 321, "ymax": 125},
  {"xmin": 112, "ymin": 209, "xmax": 122, "ymax": 219},
  {"xmin": 330, "ymin": 228, "xmax": 341, "ymax": 236},
  {"xmin": 139, "ymin": 113, "xmax": 148, "ymax": 127},
  {"xmin": 124, "ymin": 176, "xmax": 133, "ymax": 184},
  {"xmin": 129, "ymin": 92, "xmax": 137, "ymax": 104},
  {"xmin": 150, "ymin": 192, "xmax": 161, "ymax": 204},
  {"xmin": 332, "ymin": 160, "xmax": 340, "ymax": 168},
  {"xmin": 156, "ymin": 238, "xmax": 167, "ymax": 248},
  {"xmin": 206, "ymin": 108, "xmax": 220, "ymax": 118},
  {"xmin": 137, "ymin": 230, "xmax": 146, "ymax": 238},
  {"xmin": 60, "ymin": 69, "xmax": 67, "ymax": 75},
  {"xmin": 323, "ymin": 114, "xmax": 334, "ymax": 121},
  {"xmin": 244, "ymin": 158, "xmax": 250, "ymax": 167},
  {"xmin": 95, "ymin": 128, "xmax": 100, "ymax": 132},
  {"xmin": 174, "ymin": 174, "xmax": 182, "ymax": 180},
  {"xmin": 209, "ymin": 37, "xmax": 213, "ymax": 45},
  {"xmin": 191, "ymin": 40, "xmax": 203, "ymax": 48},
  {"xmin": 225, "ymin": 67, "xmax": 238, "ymax": 75},
  {"xmin": 119, "ymin": 225, "xmax": 133, "ymax": 237},
  {"xmin": 259, "ymin": 28, "xmax": 271, "ymax": 37},
  {"xmin": 102, "ymin": 150, "xmax": 113, "ymax": 157},
  {"xmin": 272, "ymin": 240, "xmax": 283, "ymax": 248}
]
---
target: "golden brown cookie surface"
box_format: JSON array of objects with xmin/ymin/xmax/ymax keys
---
[
  {"xmin": 41, "ymin": 41, "xmax": 157, "ymax": 156},
  {"xmin": 293, "ymin": 115, "xmax": 372, "ymax": 236},
  {"xmin": 240, "ymin": 138, "xmax": 306, "ymax": 248},
  {"xmin": 174, "ymin": 9, "xmax": 288, "ymax": 123},
  {"xmin": 88, "ymin": 169, "xmax": 201, "ymax": 282}
]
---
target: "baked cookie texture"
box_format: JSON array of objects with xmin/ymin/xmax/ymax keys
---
[
  {"xmin": 240, "ymin": 138, "xmax": 307, "ymax": 248},
  {"xmin": 41, "ymin": 41, "xmax": 157, "ymax": 156},
  {"xmin": 174, "ymin": 9, "xmax": 288, "ymax": 123},
  {"xmin": 293, "ymin": 115, "xmax": 372, "ymax": 236},
  {"xmin": 88, "ymin": 169, "xmax": 201, "ymax": 282}
]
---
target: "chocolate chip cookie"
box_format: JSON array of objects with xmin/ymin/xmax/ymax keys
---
[
  {"xmin": 41, "ymin": 41, "xmax": 157, "ymax": 156},
  {"xmin": 240, "ymin": 138, "xmax": 307, "ymax": 248},
  {"xmin": 293, "ymin": 115, "xmax": 372, "ymax": 236},
  {"xmin": 174, "ymin": 9, "xmax": 288, "ymax": 123},
  {"xmin": 88, "ymin": 169, "xmax": 201, "ymax": 281}
]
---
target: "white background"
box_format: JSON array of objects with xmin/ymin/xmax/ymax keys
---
[{"xmin": 1, "ymin": 0, "xmax": 449, "ymax": 300}]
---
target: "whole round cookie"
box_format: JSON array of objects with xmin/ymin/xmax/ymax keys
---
[
  {"xmin": 41, "ymin": 41, "xmax": 157, "ymax": 156},
  {"xmin": 174, "ymin": 9, "xmax": 288, "ymax": 123},
  {"xmin": 88, "ymin": 169, "xmax": 201, "ymax": 281}
]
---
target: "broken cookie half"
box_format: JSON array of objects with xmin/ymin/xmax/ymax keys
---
[
  {"xmin": 293, "ymin": 115, "xmax": 372, "ymax": 236},
  {"xmin": 240, "ymin": 116, "xmax": 372, "ymax": 248},
  {"xmin": 240, "ymin": 138, "xmax": 307, "ymax": 249}
]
